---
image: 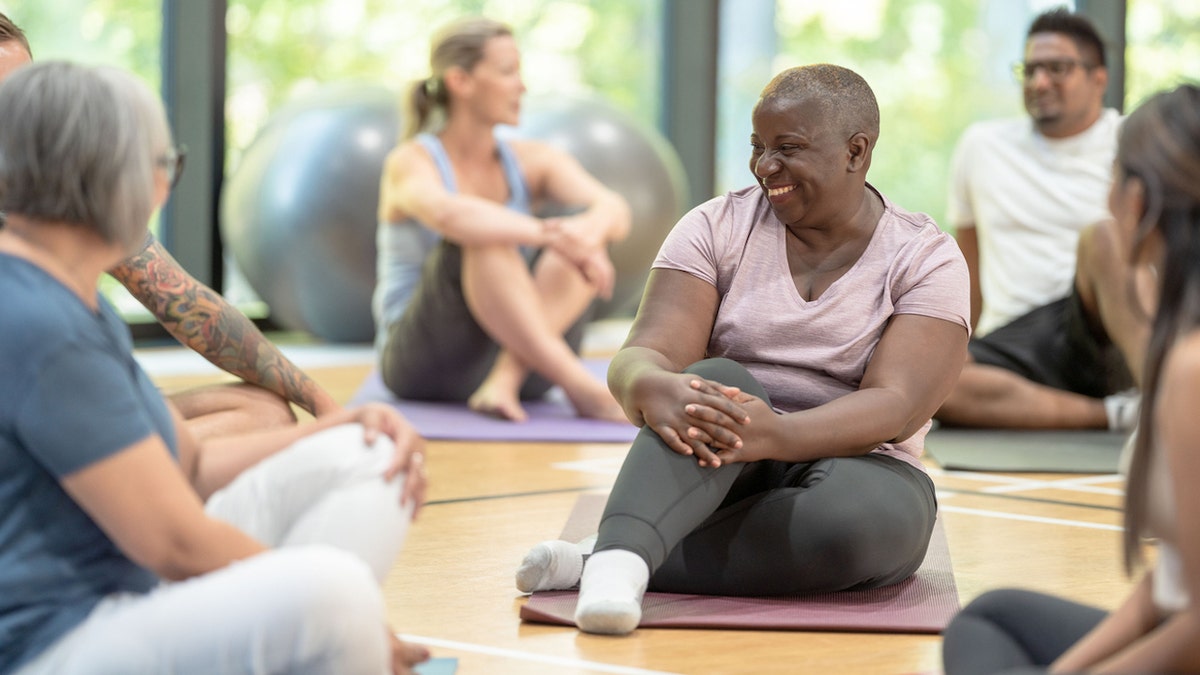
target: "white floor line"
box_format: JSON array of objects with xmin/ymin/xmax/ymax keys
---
[
  {"xmin": 399, "ymin": 634, "xmax": 682, "ymax": 675},
  {"xmin": 553, "ymin": 457, "xmax": 625, "ymax": 475},
  {"xmin": 936, "ymin": 469, "xmax": 1124, "ymax": 495},
  {"xmin": 939, "ymin": 469, "xmax": 1122, "ymax": 485},
  {"xmin": 1057, "ymin": 474, "xmax": 1127, "ymax": 485},
  {"xmin": 984, "ymin": 481, "xmax": 1123, "ymax": 496},
  {"xmin": 939, "ymin": 505, "xmax": 1122, "ymax": 531}
]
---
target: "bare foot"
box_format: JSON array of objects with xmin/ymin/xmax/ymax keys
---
[
  {"xmin": 389, "ymin": 633, "xmax": 431, "ymax": 674},
  {"xmin": 567, "ymin": 381, "xmax": 628, "ymax": 423},
  {"xmin": 469, "ymin": 379, "xmax": 528, "ymax": 422}
]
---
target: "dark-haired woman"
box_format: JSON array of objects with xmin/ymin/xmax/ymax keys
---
[{"xmin": 943, "ymin": 83, "xmax": 1200, "ymax": 674}]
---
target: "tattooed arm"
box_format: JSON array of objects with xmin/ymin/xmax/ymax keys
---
[{"xmin": 109, "ymin": 237, "xmax": 341, "ymax": 418}]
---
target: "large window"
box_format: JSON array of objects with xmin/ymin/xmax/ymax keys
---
[
  {"xmin": 2, "ymin": 0, "xmax": 164, "ymax": 320},
  {"xmin": 7, "ymin": 0, "xmax": 1194, "ymax": 334},
  {"xmin": 221, "ymin": 0, "xmax": 665, "ymax": 309},
  {"xmin": 1126, "ymin": 0, "xmax": 1199, "ymax": 109},
  {"xmin": 225, "ymin": 0, "xmax": 662, "ymax": 161},
  {"xmin": 718, "ymin": 0, "xmax": 1075, "ymax": 232}
]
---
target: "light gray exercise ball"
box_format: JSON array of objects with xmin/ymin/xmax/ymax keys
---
[
  {"xmin": 514, "ymin": 93, "xmax": 689, "ymax": 318},
  {"xmin": 221, "ymin": 84, "xmax": 398, "ymax": 343},
  {"xmin": 221, "ymin": 85, "xmax": 687, "ymax": 342}
]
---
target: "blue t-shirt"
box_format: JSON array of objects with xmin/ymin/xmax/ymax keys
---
[{"xmin": 0, "ymin": 253, "xmax": 178, "ymax": 673}]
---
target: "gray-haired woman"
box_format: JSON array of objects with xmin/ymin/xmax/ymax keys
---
[{"xmin": 0, "ymin": 61, "xmax": 429, "ymax": 674}]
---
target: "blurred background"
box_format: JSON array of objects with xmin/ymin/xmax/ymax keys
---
[{"xmin": 2, "ymin": 0, "xmax": 1194, "ymax": 339}]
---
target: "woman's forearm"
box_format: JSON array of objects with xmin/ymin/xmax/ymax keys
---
[
  {"xmin": 1051, "ymin": 574, "xmax": 1159, "ymax": 672},
  {"xmin": 110, "ymin": 241, "xmax": 338, "ymax": 417},
  {"xmin": 770, "ymin": 387, "xmax": 921, "ymax": 463}
]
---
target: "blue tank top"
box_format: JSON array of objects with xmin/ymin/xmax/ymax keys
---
[{"xmin": 372, "ymin": 133, "xmax": 531, "ymax": 349}]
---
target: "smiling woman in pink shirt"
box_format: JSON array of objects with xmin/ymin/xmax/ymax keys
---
[{"xmin": 514, "ymin": 63, "xmax": 971, "ymax": 636}]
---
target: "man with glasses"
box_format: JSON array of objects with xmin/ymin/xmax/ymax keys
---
[
  {"xmin": 934, "ymin": 7, "xmax": 1145, "ymax": 432},
  {"xmin": 0, "ymin": 11, "xmax": 344, "ymax": 440}
]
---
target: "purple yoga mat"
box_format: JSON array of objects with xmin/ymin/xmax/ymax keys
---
[
  {"xmin": 520, "ymin": 494, "xmax": 960, "ymax": 633},
  {"xmin": 348, "ymin": 360, "xmax": 637, "ymax": 443}
]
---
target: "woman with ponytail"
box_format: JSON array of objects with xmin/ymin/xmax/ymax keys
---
[
  {"xmin": 372, "ymin": 17, "xmax": 631, "ymax": 423},
  {"xmin": 942, "ymin": 83, "xmax": 1200, "ymax": 674}
]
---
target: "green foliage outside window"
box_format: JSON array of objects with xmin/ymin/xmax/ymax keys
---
[
  {"xmin": 1126, "ymin": 0, "xmax": 1199, "ymax": 109},
  {"xmin": 1, "ymin": 0, "xmax": 1194, "ymax": 320},
  {"xmin": 224, "ymin": 0, "xmax": 663, "ymax": 170}
]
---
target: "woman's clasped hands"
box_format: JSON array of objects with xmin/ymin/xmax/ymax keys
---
[{"xmin": 633, "ymin": 370, "xmax": 779, "ymax": 468}]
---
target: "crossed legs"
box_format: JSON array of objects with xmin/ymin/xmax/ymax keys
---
[
  {"xmin": 15, "ymin": 424, "xmax": 421, "ymax": 675},
  {"xmin": 460, "ymin": 243, "xmax": 623, "ymax": 422},
  {"xmin": 518, "ymin": 358, "xmax": 936, "ymax": 634},
  {"xmin": 935, "ymin": 219, "xmax": 1149, "ymax": 430}
]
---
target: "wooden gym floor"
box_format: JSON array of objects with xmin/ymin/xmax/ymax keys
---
[{"xmin": 139, "ymin": 323, "xmax": 1133, "ymax": 675}]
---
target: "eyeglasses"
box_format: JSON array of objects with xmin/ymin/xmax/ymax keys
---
[
  {"xmin": 1012, "ymin": 59, "xmax": 1095, "ymax": 83},
  {"xmin": 157, "ymin": 144, "xmax": 187, "ymax": 189}
]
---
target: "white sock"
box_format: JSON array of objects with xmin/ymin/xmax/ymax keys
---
[
  {"xmin": 515, "ymin": 539, "xmax": 587, "ymax": 593},
  {"xmin": 1104, "ymin": 389, "xmax": 1141, "ymax": 432},
  {"xmin": 574, "ymin": 549, "xmax": 649, "ymax": 635}
]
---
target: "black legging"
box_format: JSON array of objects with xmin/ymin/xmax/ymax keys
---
[
  {"xmin": 942, "ymin": 589, "xmax": 1107, "ymax": 675},
  {"xmin": 595, "ymin": 357, "xmax": 938, "ymax": 596}
]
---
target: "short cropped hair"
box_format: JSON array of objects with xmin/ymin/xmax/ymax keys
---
[
  {"xmin": 0, "ymin": 61, "xmax": 172, "ymax": 249},
  {"xmin": 758, "ymin": 63, "xmax": 880, "ymax": 142},
  {"xmin": 1028, "ymin": 7, "xmax": 1107, "ymax": 68},
  {"xmin": 0, "ymin": 11, "xmax": 31, "ymax": 57}
]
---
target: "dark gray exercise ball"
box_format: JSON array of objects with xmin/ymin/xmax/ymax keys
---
[
  {"xmin": 220, "ymin": 83, "xmax": 400, "ymax": 342},
  {"xmin": 515, "ymin": 93, "xmax": 690, "ymax": 318}
]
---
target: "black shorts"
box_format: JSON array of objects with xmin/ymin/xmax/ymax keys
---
[
  {"xmin": 968, "ymin": 289, "xmax": 1133, "ymax": 398},
  {"xmin": 379, "ymin": 240, "xmax": 590, "ymax": 401}
]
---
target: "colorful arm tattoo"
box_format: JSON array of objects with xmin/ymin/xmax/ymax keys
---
[{"xmin": 109, "ymin": 239, "xmax": 337, "ymax": 416}]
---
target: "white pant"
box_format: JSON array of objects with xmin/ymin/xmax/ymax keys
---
[{"xmin": 16, "ymin": 424, "xmax": 412, "ymax": 675}]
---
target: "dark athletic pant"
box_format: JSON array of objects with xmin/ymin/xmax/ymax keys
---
[
  {"xmin": 969, "ymin": 288, "xmax": 1133, "ymax": 398},
  {"xmin": 942, "ymin": 589, "xmax": 1107, "ymax": 675},
  {"xmin": 380, "ymin": 240, "xmax": 589, "ymax": 401},
  {"xmin": 594, "ymin": 358, "xmax": 938, "ymax": 596}
]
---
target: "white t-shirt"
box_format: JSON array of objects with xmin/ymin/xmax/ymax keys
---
[
  {"xmin": 654, "ymin": 185, "xmax": 970, "ymax": 469},
  {"xmin": 947, "ymin": 109, "xmax": 1122, "ymax": 336}
]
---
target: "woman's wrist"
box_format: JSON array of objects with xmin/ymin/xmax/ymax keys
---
[{"xmin": 539, "ymin": 217, "xmax": 560, "ymax": 246}]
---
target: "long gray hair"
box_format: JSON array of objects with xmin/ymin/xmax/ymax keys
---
[{"xmin": 0, "ymin": 60, "xmax": 172, "ymax": 250}]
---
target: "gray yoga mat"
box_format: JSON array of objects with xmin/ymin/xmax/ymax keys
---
[{"xmin": 925, "ymin": 427, "xmax": 1129, "ymax": 473}]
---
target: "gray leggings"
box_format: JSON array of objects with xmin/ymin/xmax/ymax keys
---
[
  {"xmin": 595, "ymin": 358, "xmax": 938, "ymax": 596},
  {"xmin": 942, "ymin": 589, "xmax": 1107, "ymax": 675},
  {"xmin": 379, "ymin": 241, "xmax": 588, "ymax": 401}
]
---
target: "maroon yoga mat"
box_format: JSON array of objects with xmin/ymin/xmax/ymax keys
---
[
  {"xmin": 348, "ymin": 360, "xmax": 637, "ymax": 443},
  {"xmin": 519, "ymin": 493, "xmax": 960, "ymax": 633}
]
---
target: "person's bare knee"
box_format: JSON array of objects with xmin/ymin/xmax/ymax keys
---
[
  {"xmin": 460, "ymin": 244, "xmax": 535, "ymax": 318},
  {"xmin": 1075, "ymin": 219, "xmax": 1152, "ymax": 383}
]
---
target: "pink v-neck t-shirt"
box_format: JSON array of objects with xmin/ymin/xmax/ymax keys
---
[{"xmin": 653, "ymin": 184, "xmax": 970, "ymax": 468}]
